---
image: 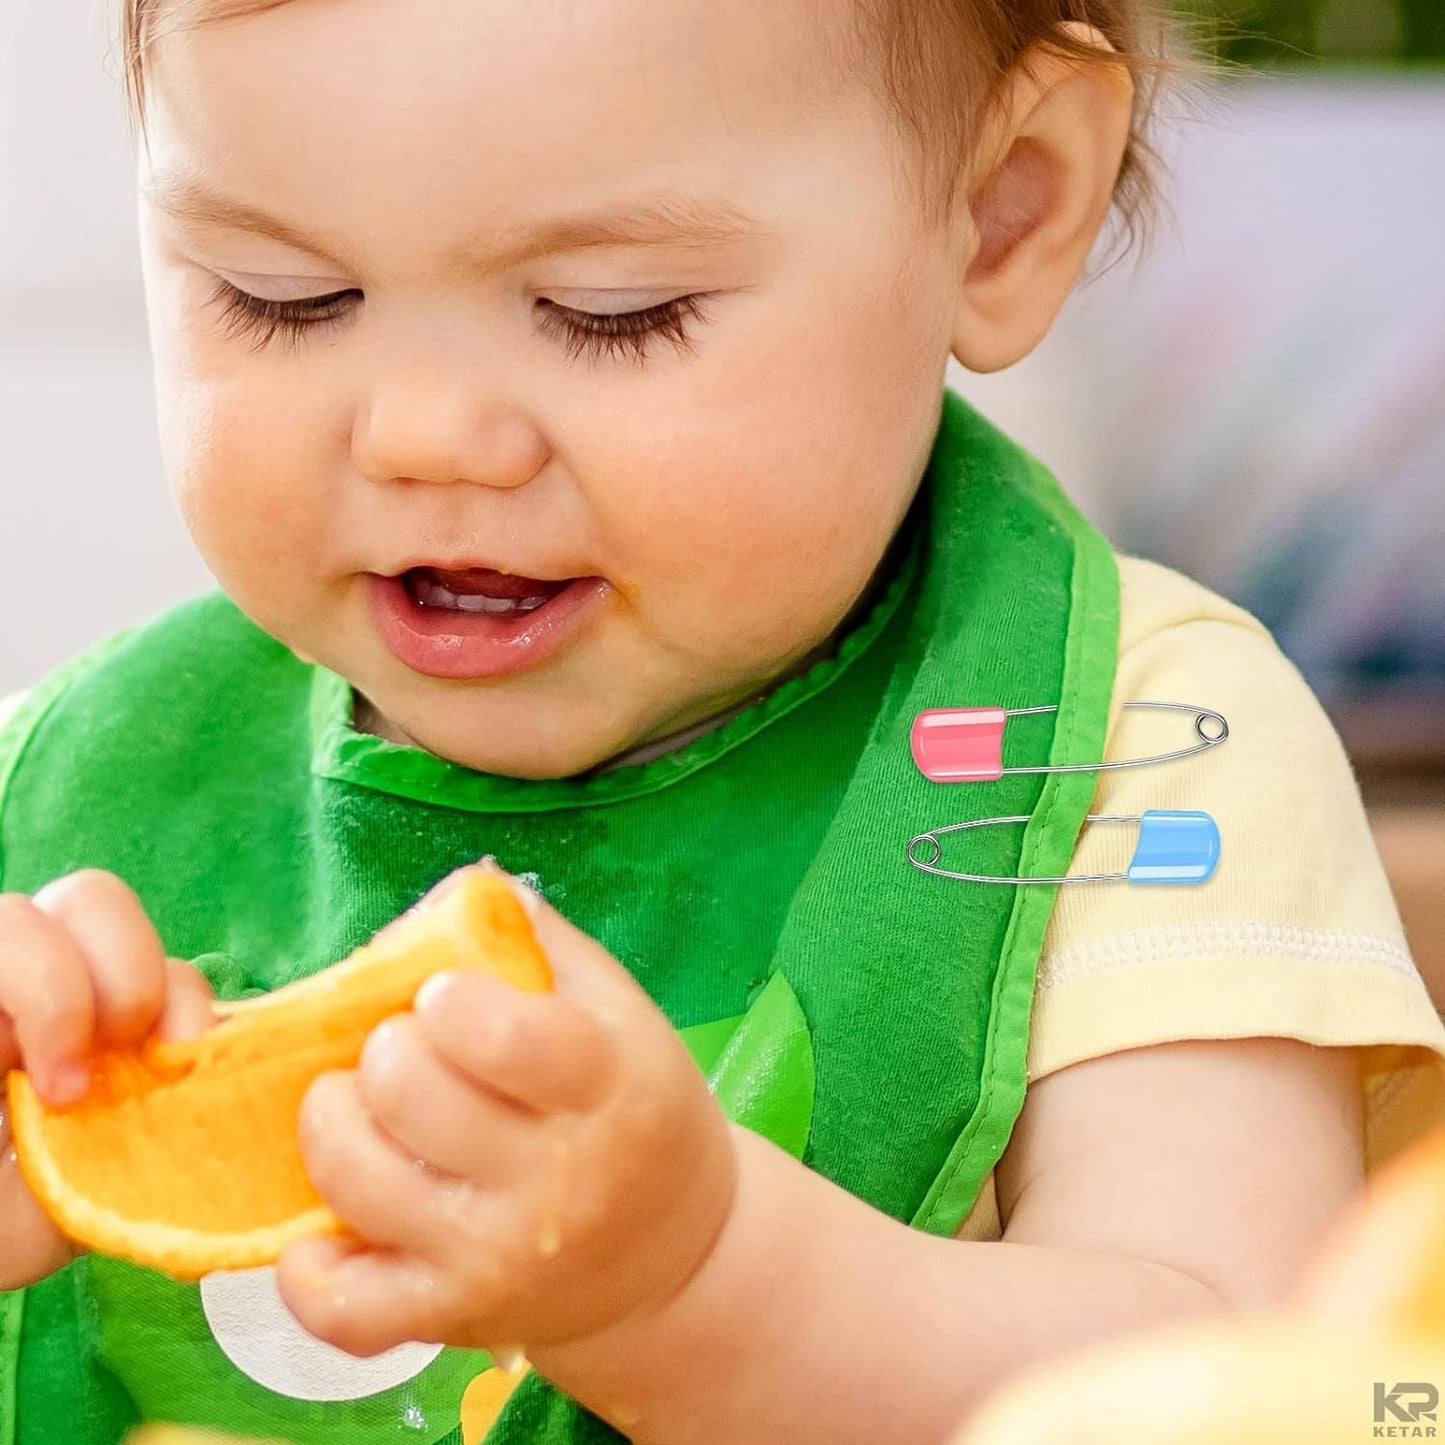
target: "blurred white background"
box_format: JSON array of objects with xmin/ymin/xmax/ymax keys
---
[{"xmin": 0, "ymin": 0, "xmax": 210, "ymax": 701}]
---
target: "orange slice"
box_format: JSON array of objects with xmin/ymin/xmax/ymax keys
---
[{"xmin": 7, "ymin": 868, "xmax": 551, "ymax": 1279}]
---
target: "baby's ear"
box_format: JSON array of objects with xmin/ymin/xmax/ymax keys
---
[{"xmin": 949, "ymin": 24, "xmax": 1134, "ymax": 374}]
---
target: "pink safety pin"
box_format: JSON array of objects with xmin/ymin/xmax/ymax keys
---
[{"xmin": 910, "ymin": 701, "xmax": 1229, "ymax": 783}]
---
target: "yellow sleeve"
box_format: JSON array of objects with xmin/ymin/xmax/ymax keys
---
[{"xmin": 1029, "ymin": 556, "xmax": 1445, "ymax": 1173}]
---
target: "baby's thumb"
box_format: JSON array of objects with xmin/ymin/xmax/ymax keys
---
[{"xmin": 475, "ymin": 857, "xmax": 643, "ymax": 1005}]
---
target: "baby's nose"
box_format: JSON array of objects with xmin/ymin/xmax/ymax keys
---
[{"xmin": 351, "ymin": 379, "xmax": 550, "ymax": 491}]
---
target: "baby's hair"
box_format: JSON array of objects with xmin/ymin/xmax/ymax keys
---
[
  {"xmin": 118, "ymin": 0, "xmax": 1175, "ymax": 250},
  {"xmin": 845, "ymin": 0, "xmax": 1177, "ymax": 251}
]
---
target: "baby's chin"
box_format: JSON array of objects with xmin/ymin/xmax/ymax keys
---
[{"xmin": 349, "ymin": 686, "xmax": 691, "ymax": 781}]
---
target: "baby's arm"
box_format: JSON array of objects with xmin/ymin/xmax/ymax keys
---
[{"xmin": 535, "ymin": 1032, "xmax": 1362, "ymax": 1443}]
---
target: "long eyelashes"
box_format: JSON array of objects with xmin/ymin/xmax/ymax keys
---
[
  {"xmin": 204, "ymin": 280, "xmax": 710, "ymax": 364},
  {"xmin": 532, "ymin": 294, "xmax": 709, "ymax": 365},
  {"xmin": 207, "ymin": 281, "xmax": 359, "ymax": 355}
]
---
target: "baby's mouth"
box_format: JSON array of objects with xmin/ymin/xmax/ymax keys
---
[
  {"xmin": 401, "ymin": 565, "xmax": 573, "ymax": 616},
  {"xmin": 368, "ymin": 564, "xmax": 608, "ymax": 680}
]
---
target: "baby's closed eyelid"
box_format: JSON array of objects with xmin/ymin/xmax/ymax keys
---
[
  {"xmin": 540, "ymin": 287, "xmax": 690, "ymax": 312},
  {"xmin": 216, "ymin": 269, "xmax": 358, "ymax": 300}
]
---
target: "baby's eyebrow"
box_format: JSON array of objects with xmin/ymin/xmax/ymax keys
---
[{"xmin": 139, "ymin": 170, "xmax": 765, "ymax": 271}]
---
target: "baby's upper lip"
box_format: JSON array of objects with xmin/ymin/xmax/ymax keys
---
[{"xmin": 380, "ymin": 557, "xmax": 585, "ymax": 584}]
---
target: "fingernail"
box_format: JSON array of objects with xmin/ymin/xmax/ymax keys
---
[
  {"xmin": 503, "ymin": 873, "xmax": 542, "ymax": 918},
  {"xmin": 413, "ymin": 971, "xmax": 455, "ymax": 1014},
  {"xmin": 491, "ymin": 1344, "xmax": 527, "ymax": 1374},
  {"xmin": 472, "ymin": 856, "xmax": 540, "ymax": 918},
  {"xmin": 361, "ymin": 1016, "xmax": 400, "ymax": 1064},
  {"xmin": 45, "ymin": 1061, "xmax": 92, "ymax": 1107}
]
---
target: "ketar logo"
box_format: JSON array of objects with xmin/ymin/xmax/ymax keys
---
[{"xmin": 1375, "ymin": 1382, "xmax": 1440, "ymax": 1437}]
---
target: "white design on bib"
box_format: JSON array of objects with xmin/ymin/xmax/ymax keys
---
[{"xmin": 200, "ymin": 1267, "xmax": 443, "ymax": 1402}]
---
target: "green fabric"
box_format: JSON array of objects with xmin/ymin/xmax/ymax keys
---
[
  {"xmin": 707, "ymin": 972, "xmax": 814, "ymax": 1160},
  {"xmin": 0, "ymin": 390, "xmax": 1119, "ymax": 1444},
  {"xmin": 0, "ymin": 1291, "xmax": 20, "ymax": 1445},
  {"xmin": 87, "ymin": 1257, "xmax": 486, "ymax": 1445},
  {"xmin": 8, "ymin": 1262, "xmax": 139, "ymax": 1445}
]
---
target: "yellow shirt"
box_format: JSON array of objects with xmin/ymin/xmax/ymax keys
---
[
  {"xmin": 4, "ymin": 555, "xmax": 1442, "ymax": 1243},
  {"xmin": 956, "ymin": 555, "xmax": 1445, "ymax": 1241}
]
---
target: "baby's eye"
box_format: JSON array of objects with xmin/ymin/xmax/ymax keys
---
[
  {"xmin": 534, "ymin": 295, "xmax": 711, "ymax": 366},
  {"xmin": 205, "ymin": 279, "xmax": 360, "ymax": 353},
  {"xmin": 202, "ymin": 279, "xmax": 712, "ymax": 366}
]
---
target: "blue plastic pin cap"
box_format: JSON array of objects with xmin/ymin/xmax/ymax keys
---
[{"xmin": 1125, "ymin": 810, "xmax": 1220, "ymax": 884}]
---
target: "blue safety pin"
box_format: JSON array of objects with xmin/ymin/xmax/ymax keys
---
[{"xmin": 906, "ymin": 809, "xmax": 1221, "ymax": 885}]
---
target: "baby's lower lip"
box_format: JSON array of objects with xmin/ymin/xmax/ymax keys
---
[{"xmin": 365, "ymin": 571, "xmax": 608, "ymax": 680}]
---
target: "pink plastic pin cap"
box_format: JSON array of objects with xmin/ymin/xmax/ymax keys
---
[{"xmin": 910, "ymin": 707, "xmax": 1008, "ymax": 782}]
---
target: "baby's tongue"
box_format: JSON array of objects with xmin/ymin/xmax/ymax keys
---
[{"xmin": 420, "ymin": 566, "xmax": 567, "ymax": 599}]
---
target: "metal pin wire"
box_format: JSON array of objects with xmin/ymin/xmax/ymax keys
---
[
  {"xmin": 996, "ymin": 701, "xmax": 1228, "ymax": 775},
  {"xmin": 906, "ymin": 813, "xmax": 1146, "ymax": 885}
]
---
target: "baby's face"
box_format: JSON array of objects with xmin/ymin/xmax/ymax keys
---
[{"xmin": 137, "ymin": 0, "xmax": 964, "ymax": 777}]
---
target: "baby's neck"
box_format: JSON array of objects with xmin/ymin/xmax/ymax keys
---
[{"xmin": 585, "ymin": 642, "xmax": 825, "ymax": 776}]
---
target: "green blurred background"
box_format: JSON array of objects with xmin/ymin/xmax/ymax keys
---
[{"xmin": 1179, "ymin": 0, "xmax": 1445, "ymax": 63}]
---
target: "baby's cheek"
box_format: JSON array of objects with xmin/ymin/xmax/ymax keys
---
[
  {"xmin": 163, "ymin": 384, "xmax": 337, "ymax": 615},
  {"xmin": 608, "ymin": 450, "xmax": 870, "ymax": 657},
  {"xmin": 664, "ymin": 543, "xmax": 871, "ymax": 683},
  {"xmin": 718, "ymin": 490, "xmax": 886, "ymax": 631}
]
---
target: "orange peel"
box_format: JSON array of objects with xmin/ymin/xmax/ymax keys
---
[{"xmin": 7, "ymin": 868, "xmax": 551, "ymax": 1279}]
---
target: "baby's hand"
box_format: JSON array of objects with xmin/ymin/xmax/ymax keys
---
[
  {"xmin": 276, "ymin": 865, "xmax": 738, "ymax": 1360},
  {"xmin": 0, "ymin": 871, "xmax": 218, "ymax": 1290}
]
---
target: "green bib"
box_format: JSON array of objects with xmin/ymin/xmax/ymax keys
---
[{"xmin": 0, "ymin": 391, "xmax": 1118, "ymax": 1445}]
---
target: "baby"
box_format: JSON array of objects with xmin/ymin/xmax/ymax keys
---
[{"xmin": 2, "ymin": 0, "xmax": 1443, "ymax": 1442}]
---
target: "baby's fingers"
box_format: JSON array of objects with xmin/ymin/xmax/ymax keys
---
[
  {"xmin": 277, "ymin": 1235, "xmax": 443, "ymax": 1358},
  {"xmin": 413, "ymin": 969, "xmax": 617, "ymax": 1114},
  {"xmin": 32, "ymin": 871, "xmax": 170, "ymax": 1053},
  {"xmin": 0, "ymin": 892, "xmax": 97, "ymax": 1105},
  {"xmin": 0, "ymin": 1147, "xmax": 76, "ymax": 1290},
  {"xmin": 156, "ymin": 958, "xmax": 218, "ymax": 1043}
]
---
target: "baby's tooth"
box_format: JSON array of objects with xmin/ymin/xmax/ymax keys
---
[
  {"xmin": 454, "ymin": 593, "xmax": 522, "ymax": 614},
  {"xmin": 413, "ymin": 578, "xmax": 557, "ymax": 614},
  {"xmin": 414, "ymin": 578, "xmax": 462, "ymax": 608}
]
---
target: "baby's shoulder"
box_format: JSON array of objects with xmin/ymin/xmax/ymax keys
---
[
  {"xmin": 0, "ymin": 690, "xmax": 26, "ymax": 733},
  {"xmin": 0, "ymin": 592, "xmax": 313, "ymax": 894},
  {"xmin": 0, "ymin": 591, "xmax": 302, "ymax": 822},
  {"xmin": 1110, "ymin": 555, "xmax": 1318, "ymax": 725},
  {"xmin": 0, "ymin": 592, "xmax": 287, "ymax": 741},
  {"xmin": 1114, "ymin": 553, "xmax": 1269, "ymax": 653}
]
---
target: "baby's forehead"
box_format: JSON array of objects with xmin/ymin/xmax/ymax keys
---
[
  {"xmin": 145, "ymin": 0, "xmax": 867, "ymax": 117},
  {"xmin": 139, "ymin": 0, "xmax": 898, "ymax": 259}
]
